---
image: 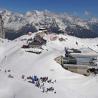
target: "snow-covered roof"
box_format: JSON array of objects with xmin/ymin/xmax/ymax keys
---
[{"xmin": 71, "ymin": 48, "xmax": 98, "ymax": 57}]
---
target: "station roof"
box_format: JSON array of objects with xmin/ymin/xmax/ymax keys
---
[{"xmin": 70, "ymin": 48, "xmax": 98, "ymax": 58}]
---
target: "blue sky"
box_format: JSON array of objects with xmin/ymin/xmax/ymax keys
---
[{"xmin": 0, "ymin": 0, "xmax": 98, "ymax": 18}]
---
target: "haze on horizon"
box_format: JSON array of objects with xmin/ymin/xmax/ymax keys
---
[{"xmin": 0, "ymin": 0, "xmax": 98, "ymax": 19}]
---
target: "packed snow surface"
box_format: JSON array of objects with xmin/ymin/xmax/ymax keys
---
[{"xmin": 0, "ymin": 34, "xmax": 98, "ymax": 98}]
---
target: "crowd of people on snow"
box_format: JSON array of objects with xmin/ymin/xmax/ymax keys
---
[
  {"xmin": 0, "ymin": 68, "xmax": 57, "ymax": 94},
  {"xmin": 26, "ymin": 75, "xmax": 56, "ymax": 93}
]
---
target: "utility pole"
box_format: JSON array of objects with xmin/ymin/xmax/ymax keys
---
[{"xmin": 0, "ymin": 15, "xmax": 5, "ymax": 39}]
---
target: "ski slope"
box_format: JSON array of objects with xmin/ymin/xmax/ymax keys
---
[{"xmin": 0, "ymin": 34, "xmax": 98, "ymax": 98}]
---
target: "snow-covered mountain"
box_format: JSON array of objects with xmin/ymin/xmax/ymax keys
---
[
  {"xmin": 0, "ymin": 9, "xmax": 98, "ymax": 39},
  {"xmin": 0, "ymin": 32, "xmax": 98, "ymax": 98}
]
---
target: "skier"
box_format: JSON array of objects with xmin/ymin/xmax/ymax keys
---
[
  {"xmin": 35, "ymin": 80, "xmax": 40, "ymax": 88},
  {"xmin": 42, "ymin": 87, "xmax": 45, "ymax": 93},
  {"xmin": 76, "ymin": 41, "xmax": 78, "ymax": 45},
  {"xmin": 34, "ymin": 75, "xmax": 38, "ymax": 81}
]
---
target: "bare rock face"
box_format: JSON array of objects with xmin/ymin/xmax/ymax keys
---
[
  {"xmin": 65, "ymin": 25, "xmax": 98, "ymax": 38},
  {"xmin": 0, "ymin": 15, "xmax": 5, "ymax": 39}
]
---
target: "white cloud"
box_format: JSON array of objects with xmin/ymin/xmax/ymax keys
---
[{"xmin": 84, "ymin": 11, "xmax": 91, "ymax": 16}]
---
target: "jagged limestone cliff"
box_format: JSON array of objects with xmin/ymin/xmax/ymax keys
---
[{"xmin": 0, "ymin": 15, "xmax": 5, "ymax": 39}]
